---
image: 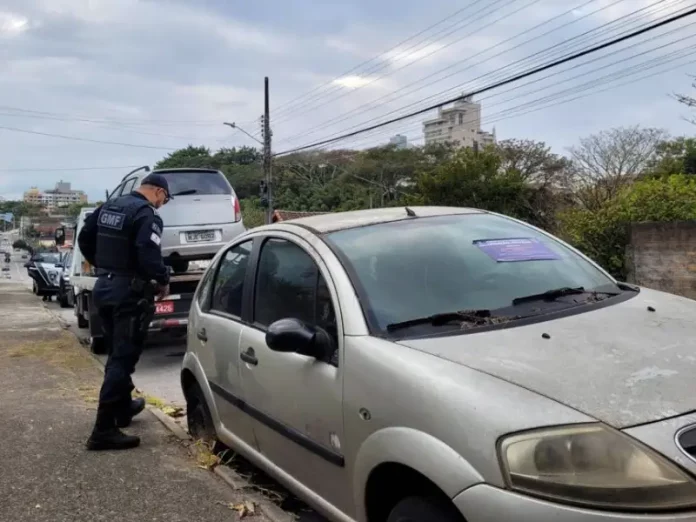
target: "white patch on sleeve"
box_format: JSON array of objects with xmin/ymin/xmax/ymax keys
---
[{"xmin": 150, "ymin": 232, "xmax": 161, "ymax": 246}]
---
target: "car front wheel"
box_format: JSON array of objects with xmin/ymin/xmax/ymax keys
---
[{"xmin": 387, "ymin": 497, "xmax": 463, "ymax": 522}]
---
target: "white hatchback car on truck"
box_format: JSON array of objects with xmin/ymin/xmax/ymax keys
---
[{"xmin": 105, "ymin": 166, "xmax": 245, "ymax": 273}]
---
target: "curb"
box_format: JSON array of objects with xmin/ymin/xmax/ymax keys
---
[{"xmin": 41, "ymin": 296, "xmax": 291, "ymax": 522}]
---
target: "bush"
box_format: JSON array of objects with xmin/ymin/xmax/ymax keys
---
[
  {"xmin": 240, "ymin": 198, "xmax": 266, "ymax": 229},
  {"xmin": 12, "ymin": 239, "xmax": 29, "ymax": 251},
  {"xmin": 558, "ymin": 175, "xmax": 696, "ymax": 279}
]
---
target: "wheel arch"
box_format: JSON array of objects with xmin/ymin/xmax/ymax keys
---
[{"xmin": 353, "ymin": 427, "xmax": 482, "ymax": 522}]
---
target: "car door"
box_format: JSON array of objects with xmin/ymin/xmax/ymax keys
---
[
  {"xmin": 189, "ymin": 239, "xmax": 257, "ymax": 449},
  {"xmin": 238, "ymin": 233, "xmax": 348, "ymax": 511}
]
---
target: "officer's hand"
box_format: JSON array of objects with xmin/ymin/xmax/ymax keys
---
[{"xmin": 156, "ymin": 284, "xmax": 170, "ymax": 300}]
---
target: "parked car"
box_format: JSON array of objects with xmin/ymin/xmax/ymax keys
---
[
  {"xmin": 56, "ymin": 248, "xmax": 74, "ymax": 308},
  {"xmin": 181, "ymin": 206, "xmax": 696, "ymax": 522},
  {"xmin": 106, "ymin": 167, "xmax": 245, "ymax": 273},
  {"xmin": 24, "ymin": 251, "xmax": 62, "ymax": 300}
]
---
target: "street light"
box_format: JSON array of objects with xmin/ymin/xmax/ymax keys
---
[{"xmin": 223, "ymin": 122, "xmax": 263, "ymax": 145}]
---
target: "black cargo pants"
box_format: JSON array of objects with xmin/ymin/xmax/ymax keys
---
[{"xmin": 93, "ymin": 276, "xmax": 153, "ymax": 428}]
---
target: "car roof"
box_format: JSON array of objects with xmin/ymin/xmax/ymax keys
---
[
  {"xmin": 151, "ymin": 168, "xmax": 221, "ymax": 174},
  {"xmin": 274, "ymin": 206, "xmax": 485, "ymax": 234}
]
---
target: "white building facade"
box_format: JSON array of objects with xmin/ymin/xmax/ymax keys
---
[{"xmin": 423, "ymin": 95, "xmax": 496, "ymax": 149}]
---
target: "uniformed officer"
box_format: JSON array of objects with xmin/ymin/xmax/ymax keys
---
[{"xmin": 78, "ymin": 174, "xmax": 172, "ymax": 451}]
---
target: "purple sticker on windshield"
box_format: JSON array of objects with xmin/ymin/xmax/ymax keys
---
[{"xmin": 474, "ymin": 238, "xmax": 560, "ymax": 262}]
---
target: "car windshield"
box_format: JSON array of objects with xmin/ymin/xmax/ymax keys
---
[
  {"xmin": 36, "ymin": 253, "xmax": 60, "ymax": 264},
  {"xmin": 326, "ymin": 213, "xmax": 619, "ymax": 332},
  {"xmin": 158, "ymin": 171, "xmax": 231, "ymax": 196}
]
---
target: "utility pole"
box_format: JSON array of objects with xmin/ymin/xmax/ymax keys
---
[{"xmin": 261, "ymin": 77, "xmax": 273, "ymax": 225}]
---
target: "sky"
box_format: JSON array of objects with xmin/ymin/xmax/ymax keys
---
[{"xmin": 0, "ymin": 0, "xmax": 695, "ymax": 201}]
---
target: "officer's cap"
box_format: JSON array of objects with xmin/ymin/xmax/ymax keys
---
[{"xmin": 141, "ymin": 173, "xmax": 172, "ymax": 199}]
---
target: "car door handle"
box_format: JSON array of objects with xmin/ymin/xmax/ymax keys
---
[
  {"xmin": 240, "ymin": 347, "xmax": 258, "ymax": 366},
  {"xmin": 196, "ymin": 328, "xmax": 208, "ymax": 342}
]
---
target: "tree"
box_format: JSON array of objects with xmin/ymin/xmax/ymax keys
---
[
  {"xmin": 497, "ymin": 139, "xmax": 570, "ymax": 186},
  {"xmin": 675, "ymin": 75, "xmax": 696, "ymax": 125},
  {"xmin": 566, "ymin": 126, "xmax": 668, "ymax": 210},
  {"xmin": 155, "ymin": 145, "xmax": 215, "ymax": 169},
  {"xmin": 646, "ymin": 137, "xmax": 696, "ymax": 177},
  {"xmin": 12, "ymin": 239, "xmax": 29, "ymax": 251}
]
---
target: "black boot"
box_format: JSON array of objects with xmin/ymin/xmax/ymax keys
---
[
  {"xmin": 87, "ymin": 406, "xmax": 140, "ymax": 451},
  {"xmin": 115, "ymin": 397, "xmax": 146, "ymax": 428}
]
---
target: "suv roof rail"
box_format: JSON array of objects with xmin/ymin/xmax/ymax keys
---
[{"xmin": 122, "ymin": 165, "xmax": 150, "ymax": 182}]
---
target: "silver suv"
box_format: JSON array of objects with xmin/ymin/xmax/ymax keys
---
[{"xmin": 106, "ymin": 168, "xmax": 245, "ymax": 273}]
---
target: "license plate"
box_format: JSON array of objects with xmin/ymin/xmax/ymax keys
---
[
  {"xmin": 186, "ymin": 230, "xmax": 215, "ymax": 243},
  {"xmin": 155, "ymin": 301, "xmax": 175, "ymax": 315}
]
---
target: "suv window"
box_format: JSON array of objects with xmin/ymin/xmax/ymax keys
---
[
  {"xmin": 254, "ymin": 238, "xmax": 337, "ymax": 344},
  {"xmin": 210, "ymin": 241, "xmax": 253, "ymax": 317},
  {"xmin": 120, "ymin": 178, "xmax": 137, "ymax": 195},
  {"xmin": 196, "ymin": 263, "xmax": 216, "ymax": 311},
  {"xmin": 157, "ymin": 171, "xmax": 231, "ymax": 196}
]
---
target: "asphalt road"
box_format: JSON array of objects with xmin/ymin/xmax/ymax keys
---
[{"xmin": 5, "ymin": 247, "xmax": 186, "ymax": 407}]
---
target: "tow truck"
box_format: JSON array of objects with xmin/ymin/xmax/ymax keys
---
[{"xmin": 66, "ymin": 208, "xmax": 206, "ymax": 354}]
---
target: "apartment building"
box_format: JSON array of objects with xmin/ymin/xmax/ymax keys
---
[
  {"xmin": 24, "ymin": 181, "xmax": 88, "ymax": 210},
  {"xmin": 423, "ymin": 95, "xmax": 496, "ymax": 149}
]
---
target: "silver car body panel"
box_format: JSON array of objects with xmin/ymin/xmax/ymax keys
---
[
  {"xmin": 181, "ymin": 209, "xmax": 696, "ymax": 522},
  {"xmin": 454, "ymin": 484, "xmax": 696, "ymax": 521},
  {"xmin": 401, "ymin": 287, "xmax": 696, "ymax": 428}
]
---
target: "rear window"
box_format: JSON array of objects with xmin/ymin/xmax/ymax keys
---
[{"xmin": 157, "ymin": 171, "xmax": 231, "ymax": 196}]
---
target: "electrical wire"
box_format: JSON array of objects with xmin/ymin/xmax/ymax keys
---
[
  {"xmin": 0, "ymin": 125, "xmax": 177, "ymax": 150},
  {"xmin": 0, "ymin": 165, "xmax": 144, "ymax": 172},
  {"xmin": 275, "ymin": 0, "xmax": 678, "ymax": 147},
  {"xmin": 270, "ymin": 0, "xmax": 537, "ymax": 127},
  {"xmin": 275, "ymin": 5, "xmax": 696, "ymax": 156},
  {"xmin": 269, "ymin": 0, "xmax": 492, "ymax": 118}
]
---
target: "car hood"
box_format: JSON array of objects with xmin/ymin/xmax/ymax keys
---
[
  {"xmin": 398, "ymin": 288, "xmax": 696, "ymax": 428},
  {"xmin": 34, "ymin": 262, "xmax": 61, "ymax": 287}
]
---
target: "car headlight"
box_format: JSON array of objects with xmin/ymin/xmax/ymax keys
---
[{"xmin": 499, "ymin": 424, "xmax": 696, "ymax": 511}]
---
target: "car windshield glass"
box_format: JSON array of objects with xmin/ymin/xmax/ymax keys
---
[
  {"xmin": 326, "ymin": 213, "xmax": 619, "ymax": 332},
  {"xmin": 37, "ymin": 253, "xmax": 60, "ymax": 264},
  {"xmin": 157, "ymin": 171, "xmax": 231, "ymax": 196}
]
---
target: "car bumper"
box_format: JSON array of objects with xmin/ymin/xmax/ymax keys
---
[
  {"xmin": 161, "ymin": 222, "xmax": 246, "ymax": 261},
  {"xmin": 454, "ymin": 485, "xmax": 696, "ymax": 521}
]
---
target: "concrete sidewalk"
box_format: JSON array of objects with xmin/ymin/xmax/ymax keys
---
[{"xmin": 0, "ymin": 282, "xmax": 270, "ymax": 522}]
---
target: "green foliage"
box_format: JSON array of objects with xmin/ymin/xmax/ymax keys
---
[
  {"xmin": 645, "ymin": 137, "xmax": 696, "ymax": 176},
  {"xmin": 12, "ymin": 239, "xmax": 29, "ymax": 251},
  {"xmin": 0, "ymin": 201, "xmax": 42, "ymax": 219},
  {"xmin": 240, "ymin": 198, "xmax": 266, "ymax": 229},
  {"xmin": 558, "ymin": 175, "xmax": 696, "ymax": 279}
]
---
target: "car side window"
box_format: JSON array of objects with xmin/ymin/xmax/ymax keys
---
[
  {"xmin": 107, "ymin": 183, "xmax": 122, "ymax": 200},
  {"xmin": 120, "ymin": 178, "xmax": 137, "ymax": 195},
  {"xmin": 210, "ymin": 241, "xmax": 253, "ymax": 317},
  {"xmin": 195, "ymin": 262, "xmax": 216, "ymax": 312},
  {"xmin": 254, "ymin": 238, "xmax": 338, "ymax": 349}
]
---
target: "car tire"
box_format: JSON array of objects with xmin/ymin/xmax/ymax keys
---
[
  {"xmin": 58, "ymin": 282, "xmax": 70, "ymax": 308},
  {"xmin": 186, "ymin": 380, "xmax": 217, "ymax": 446},
  {"xmin": 90, "ymin": 336, "xmax": 107, "ymax": 355},
  {"xmin": 171, "ymin": 259, "xmax": 189, "ymax": 274},
  {"xmin": 77, "ymin": 313, "xmax": 88, "ymax": 329},
  {"xmin": 387, "ymin": 497, "xmax": 463, "ymax": 522}
]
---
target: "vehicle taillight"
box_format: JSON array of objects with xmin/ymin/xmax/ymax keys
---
[{"xmin": 232, "ymin": 196, "xmax": 241, "ymax": 222}]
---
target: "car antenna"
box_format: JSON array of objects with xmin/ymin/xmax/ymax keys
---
[{"xmin": 405, "ymin": 207, "xmax": 416, "ymax": 217}]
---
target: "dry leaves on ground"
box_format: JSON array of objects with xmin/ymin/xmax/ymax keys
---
[{"xmin": 217, "ymin": 500, "xmax": 257, "ymax": 518}]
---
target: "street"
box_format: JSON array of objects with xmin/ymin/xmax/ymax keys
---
[{"xmin": 8, "ymin": 249, "xmax": 187, "ymax": 407}]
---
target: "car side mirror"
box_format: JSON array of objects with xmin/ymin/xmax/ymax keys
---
[{"xmin": 266, "ymin": 318, "xmax": 334, "ymax": 362}]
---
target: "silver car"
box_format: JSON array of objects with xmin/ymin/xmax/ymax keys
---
[
  {"xmin": 182, "ymin": 206, "xmax": 696, "ymax": 522},
  {"xmin": 107, "ymin": 168, "xmax": 245, "ymax": 273}
]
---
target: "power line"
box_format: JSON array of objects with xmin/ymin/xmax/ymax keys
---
[
  {"xmin": 275, "ymin": 5, "xmax": 696, "ymax": 156},
  {"xmin": 270, "ymin": 0, "xmax": 531, "ymax": 126},
  {"xmin": 0, "ymin": 165, "xmax": 143, "ymax": 172},
  {"xmin": 267, "ymin": 0, "xmax": 491, "ymax": 117},
  {"xmin": 0, "ymin": 125, "xmax": 177, "ymax": 150},
  {"xmin": 333, "ymin": 37, "xmax": 696, "ymax": 151},
  {"xmin": 275, "ymin": 0, "xmax": 677, "ymax": 148}
]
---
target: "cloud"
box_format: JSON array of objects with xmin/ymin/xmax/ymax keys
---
[{"xmin": 0, "ymin": 11, "xmax": 30, "ymax": 37}]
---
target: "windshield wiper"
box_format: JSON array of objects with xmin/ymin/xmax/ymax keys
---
[
  {"xmin": 387, "ymin": 309, "xmax": 514, "ymax": 333},
  {"xmin": 510, "ymin": 286, "xmax": 619, "ymax": 306},
  {"xmin": 172, "ymin": 189, "xmax": 198, "ymax": 196}
]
